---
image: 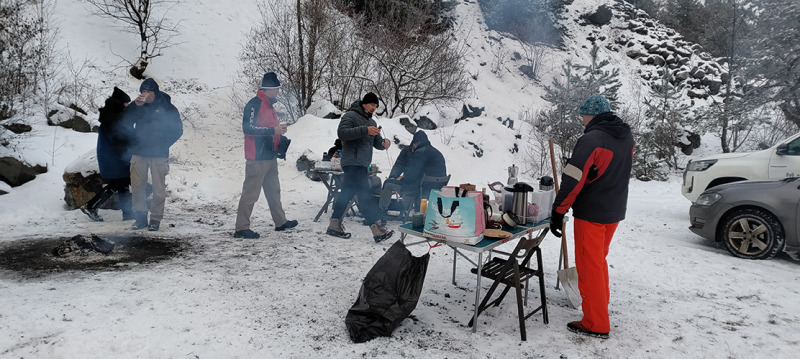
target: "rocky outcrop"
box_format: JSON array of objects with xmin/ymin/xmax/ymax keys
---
[
  {"xmin": 47, "ymin": 104, "xmax": 96, "ymax": 133},
  {"xmin": 591, "ymin": 1, "xmax": 727, "ymax": 98},
  {"xmin": 2, "ymin": 122, "xmax": 32, "ymax": 134},
  {"xmin": 0, "ymin": 157, "xmax": 47, "ymax": 188},
  {"xmin": 63, "ymin": 170, "xmax": 103, "ymax": 210}
]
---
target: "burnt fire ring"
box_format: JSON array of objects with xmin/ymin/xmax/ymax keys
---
[{"xmin": 0, "ymin": 234, "xmax": 186, "ymax": 276}]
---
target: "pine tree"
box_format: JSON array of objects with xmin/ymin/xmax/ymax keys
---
[
  {"xmin": 541, "ymin": 60, "xmax": 585, "ymax": 164},
  {"xmin": 575, "ymin": 44, "xmax": 622, "ymax": 104},
  {"xmin": 642, "ymin": 69, "xmax": 692, "ymax": 171}
]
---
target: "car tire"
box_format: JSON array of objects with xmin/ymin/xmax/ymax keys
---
[{"xmin": 719, "ymin": 208, "xmax": 785, "ymax": 260}]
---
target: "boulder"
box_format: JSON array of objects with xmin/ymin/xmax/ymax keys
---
[
  {"xmin": 519, "ymin": 65, "xmax": 536, "ymax": 79},
  {"xmin": 455, "ymin": 104, "xmax": 484, "ymax": 124},
  {"xmin": 2, "ymin": 122, "xmax": 32, "ymax": 134},
  {"xmin": 416, "ymin": 116, "xmax": 437, "ymax": 130},
  {"xmin": 0, "ymin": 157, "xmax": 47, "ymax": 187},
  {"xmin": 626, "ymin": 49, "xmax": 644, "ymax": 59},
  {"xmin": 63, "ymin": 170, "xmax": 103, "ymax": 209},
  {"xmin": 399, "ymin": 116, "xmax": 418, "ymax": 134},
  {"xmin": 587, "ymin": 5, "xmax": 613, "ymax": 25}
]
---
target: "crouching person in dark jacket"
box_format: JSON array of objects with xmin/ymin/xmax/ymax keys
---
[
  {"xmin": 233, "ymin": 72, "xmax": 298, "ymax": 239},
  {"xmin": 378, "ymin": 131, "xmax": 446, "ymax": 213},
  {"xmin": 123, "ymin": 78, "xmax": 183, "ymax": 231}
]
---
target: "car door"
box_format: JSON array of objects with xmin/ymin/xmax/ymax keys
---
[{"xmin": 768, "ymin": 135, "xmax": 800, "ymax": 178}]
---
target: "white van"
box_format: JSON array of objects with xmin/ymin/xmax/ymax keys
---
[{"xmin": 681, "ymin": 132, "xmax": 800, "ymax": 202}]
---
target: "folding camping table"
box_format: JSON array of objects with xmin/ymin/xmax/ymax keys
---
[{"xmin": 398, "ymin": 220, "xmax": 550, "ymax": 333}]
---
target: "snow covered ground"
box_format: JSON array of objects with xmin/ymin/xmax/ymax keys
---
[{"xmin": 1, "ymin": 0, "xmax": 799, "ymax": 358}]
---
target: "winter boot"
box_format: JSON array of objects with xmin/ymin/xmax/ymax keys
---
[
  {"xmin": 275, "ymin": 220, "xmax": 298, "ymax": 231},
  {"xmin": 233, "ymin": 229, "xmax": 260, "ymax": 239},
  {"xmin": 80, "ymin": 205, "xmax": 104, "ymax": 222},
  {"xmin": 131, "ymin": 212, "xmax": 148, "ymax": 230},
  {"xmin": 370, "ymin": 220, "xmax": 394, "ymax": 243},
  {"xmin": 148, "ymin": 220, "xmax": 160, "ymax": 231},
  {"xmin": 326, "ymin": 218, "xmax": 351, "ymax": 238}
]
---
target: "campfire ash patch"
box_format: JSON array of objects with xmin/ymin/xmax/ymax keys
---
[{"xmin": 0, "ymin": 235, "xmax": 186, "ymax": 277}]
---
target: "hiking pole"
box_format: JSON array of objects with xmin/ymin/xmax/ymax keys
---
[{"xmin": 380, "ymin": 126, "xmax": 394, "ymax": 169}]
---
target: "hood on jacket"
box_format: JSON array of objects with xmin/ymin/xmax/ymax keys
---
[
  {"xmin": 346, "ymin": 100, "xmax": 371, "ymax": 119},
  {"xmin": 585, "ymin": 112, "xmax": 631, "ymax": 139},
  {"xmin": 411, "ymin": 131, "xmax": 430, "ymax": 148},
  {"xmin": 111, "ymin": 87, "xmax": 131, "ymax": 104}
]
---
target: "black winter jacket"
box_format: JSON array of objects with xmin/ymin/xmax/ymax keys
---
[
  {"xmin": 552, "ymin": 112, "xmax": 634, "ymax": 224},
  {"xmin": 337, "ymin": 101, "xmax": 386, "ymax": 168},
  {"xmin": 123, "ymin": 92, "xmax": 183, "ymax": 158}
]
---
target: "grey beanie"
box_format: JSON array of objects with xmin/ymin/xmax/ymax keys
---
[{"xmin": 579, "ymin": 95, "xmax": 611, "ymax": 116}]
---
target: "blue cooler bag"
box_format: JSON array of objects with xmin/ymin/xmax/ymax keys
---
[{"xmin": 423, "ymin": 186, "xmax": 485, "ymax": 245}]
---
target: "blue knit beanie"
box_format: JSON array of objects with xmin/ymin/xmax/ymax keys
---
[{"xmin": 579, "ymin": 95, "xmax": 611, "ymax": 116}]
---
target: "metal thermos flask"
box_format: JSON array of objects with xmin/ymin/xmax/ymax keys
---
[{"xmin": 509, "ymin": 182, "xmax": 533, "ymax": 225}]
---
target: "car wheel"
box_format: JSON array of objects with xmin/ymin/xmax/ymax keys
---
[{"xmin": 719, "ymin": 208, "xmax": 785, "ymax": 260}]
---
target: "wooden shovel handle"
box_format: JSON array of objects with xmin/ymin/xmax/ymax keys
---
[{"xmin": 548, "ymin": 139, "xmax": 569, "ymax": 269}]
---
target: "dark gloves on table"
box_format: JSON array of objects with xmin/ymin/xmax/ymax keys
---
[{"xmin": 549, "ymin": 210, "xmax": 564, "ymax": 237}]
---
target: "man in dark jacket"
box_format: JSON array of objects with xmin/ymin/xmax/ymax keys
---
[
  {"xmin": 326, "ymin": 92, "xmax": 393, "ymax": 242},
  {"xmin": 81, "ymin": 87, "xmax": 133, "ymax": 222},
  {"xmin": 549, "ymin": 94, "xmax": 634, "ymax": 340},
  {"xmin": 123, "ymin": 78, "xmax": 183, "ymax": 231},
  {"xmin": 378, "ymin": 131, "xmax": 447, "ymax": 213},
  {"xmin": 233, "ymin": 72, "xmax": 298, "ymax": 239}
]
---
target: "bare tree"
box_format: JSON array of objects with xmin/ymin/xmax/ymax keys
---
[
  {"xmin": 86, "ymin": 0, "xmax": 179, "ymax": 79},
  {"xmin": 358, "ymin": 4, "xmax": 472, "ymax": 117},
  {"xmin": 240, "ymin": 0, "xmax": 362, "ymax": 120}
]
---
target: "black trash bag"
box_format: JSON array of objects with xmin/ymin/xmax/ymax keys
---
[{"xmin": 345, "ymin": 240, "xmax": 430, "ymax": 343}]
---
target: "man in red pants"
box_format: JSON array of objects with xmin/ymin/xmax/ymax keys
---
[{"xmin": 549, "ymin": 94, "xmax": 634, "ymax": 339}]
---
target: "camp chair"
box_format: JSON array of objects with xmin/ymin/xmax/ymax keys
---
[
  {"xmin": 399, "ymin": 174, "xmax": 451, "ymax": 221},
  {"xmin": 467, "ymin": 232, "xmax": 548, "ymax": 341}
]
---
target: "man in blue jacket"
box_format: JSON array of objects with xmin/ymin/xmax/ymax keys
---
[
  {"xmin": 326, "ymin": 92, "xmax": 394, "ymax": 242},
  {"xmin": 123, "ymin": 78, "xmax": 183, "ymax": 231}
]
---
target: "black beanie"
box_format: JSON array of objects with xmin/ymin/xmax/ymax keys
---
[
  {"xmin": 361, "ymin": 92, "xmax": 379, "ymax": 105},
  {"xmin": 261, "ymin": 72, "xmax": 281, "ymax": 88},
  {"xmin": 139, "ymin": 78, "xmax": 159, "ymax": 93}
]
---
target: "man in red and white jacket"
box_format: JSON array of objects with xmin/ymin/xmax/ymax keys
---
[
  {"xmin": 550, "ymin": 94, "xmax": 635, "ymax": 339},
  {"xmin": 233, "ymin": 72, "xmax": 298, "ymax": 239}
]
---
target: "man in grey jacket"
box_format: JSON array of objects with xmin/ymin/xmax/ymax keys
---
[{"xmin": 326, "ymin": 92, "xmax": 394, "ymax": 242}]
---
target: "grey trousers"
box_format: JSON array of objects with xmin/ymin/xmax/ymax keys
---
[
  {"xmin": 235, "ymin": 159, "xmax": 287, "ymax": 231},
  {"xmin": 130, "ymin": 155, "xmax": 169, "ymax": 221}
]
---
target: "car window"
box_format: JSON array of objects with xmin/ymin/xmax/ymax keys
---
[{"xmin": 788, "ymin": 137, "xmax": 800, "ymax": 155}]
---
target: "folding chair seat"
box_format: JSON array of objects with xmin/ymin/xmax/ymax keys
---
[
  {"xmin": 468, "ymin": 234, "xmax": 548, "ymax": 341},
  {"xmin": 399, "ymin": 174, "xmax": 450, "ymax": 222}
]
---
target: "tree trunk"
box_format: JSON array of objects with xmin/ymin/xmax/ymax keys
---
[
  {"xmin": 130, "ymin": 58, "xmax": 148, "ymax": 79},
  {"xmin": 297, "ymin": 0, "xmax": 307, "ymax": 111}
]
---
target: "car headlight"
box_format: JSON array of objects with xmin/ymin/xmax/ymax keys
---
[
  {"xmin": 695, "ymin": 193, "xmax": 722, "ymax": 206},
  {"xmin": 687, "ymin": 159, "xmax": 718, "ymax": 171}
]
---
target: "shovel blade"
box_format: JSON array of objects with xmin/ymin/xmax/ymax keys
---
[{"xmin": 557, "ymin": 267, "xmax": 582, "ymax": 309}]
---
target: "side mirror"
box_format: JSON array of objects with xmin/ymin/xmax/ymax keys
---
[{"xmin": 776, "ymin": 144, "xmax": 788, "ymax": 155}]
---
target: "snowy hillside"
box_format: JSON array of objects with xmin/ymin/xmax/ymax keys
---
[{"xmin": 1, "ymin": 0, "xmax": 798, "ymax": 358}]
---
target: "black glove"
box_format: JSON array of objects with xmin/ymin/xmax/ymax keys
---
[
  {"xmin": 549, "ymin": 210, "xmax": 564, "ymax": 237},
  {"xmin": 276, "ymin": 136, "xmax": 291, "ymax": 160}
]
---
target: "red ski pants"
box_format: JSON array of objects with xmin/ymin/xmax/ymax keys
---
[{"xmin": 573, "ymin": 218, "xmax": 619, "ymax": 333}]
